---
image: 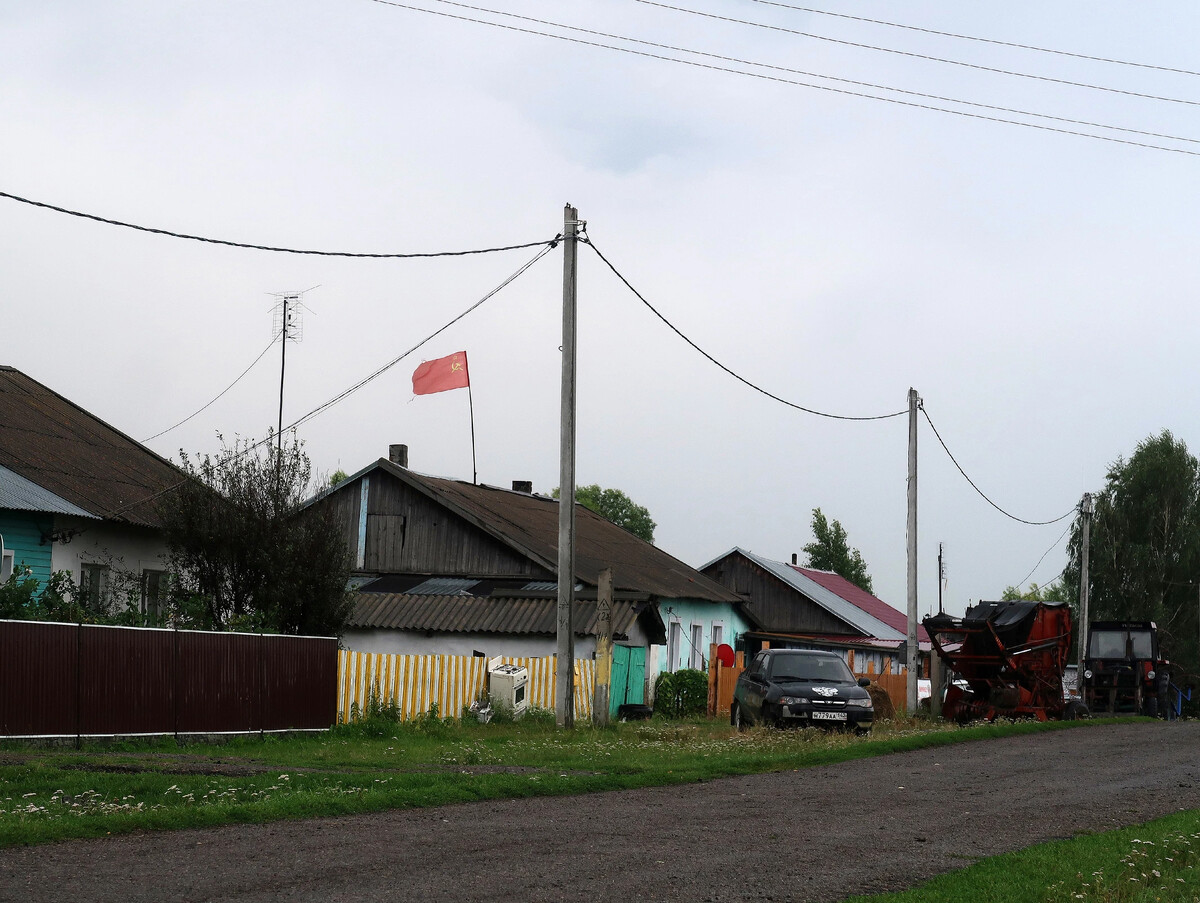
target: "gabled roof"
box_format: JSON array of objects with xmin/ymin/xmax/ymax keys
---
[
  {"xmin": 347, "ymin": 592, "xmax": 660, "ymax": 641},
  {"xmin": 0, "ymin": 367, "xmax": 183, "ymax": 528},
  {"xmin": 322, "ymin": 459, "xmax": 742, "ymax": 605},
  {"xmin": 703, "ymin": 547, "xmax": 926, "ymax": 642},
  {"xmin": 796, "ymin": 566, "xmax": 929, "ymax": 643}
]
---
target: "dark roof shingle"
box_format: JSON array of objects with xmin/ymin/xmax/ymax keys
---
[{"xmin": 0, "ymin": 367, "xmax": 182, "ymax": 527}]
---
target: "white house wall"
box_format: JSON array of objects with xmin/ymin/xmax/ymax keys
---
[{"xmin": 49, "ymin": 515, "xmax": 169, "ymax": 587}]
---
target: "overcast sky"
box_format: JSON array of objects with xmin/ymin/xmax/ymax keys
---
[{"xmin": 4, "ymin": 1, "xmax": 1199, "ymax": 616}]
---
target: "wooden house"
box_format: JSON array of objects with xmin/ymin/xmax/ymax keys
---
[
  {"xmin": 700, "ymin": 547, "xmax": 930, "ymax": 674},
  {"xmin": 311, "ymin": 446, "xmax": 751, "ymax": 689}
]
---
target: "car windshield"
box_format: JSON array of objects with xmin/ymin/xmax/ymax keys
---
[
  {"xmin": 1089, "ymin": 629, "xmax": 1154, "ymax": 660},
  {"xmin": 768, "ymin": 653, "xmax": 854, "ymax": 683}
]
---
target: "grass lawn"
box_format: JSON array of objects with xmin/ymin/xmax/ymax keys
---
[
  {"xmin": 846, "ymin": 807, "xmax": 1200, "ymax": 903},
  {"xmin": 0, "ymin": 712, "xmax": 1105, "ymax": 849}
]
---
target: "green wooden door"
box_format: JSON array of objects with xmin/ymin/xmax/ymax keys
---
[{"xmin": 610, "ymin": 645, "xmax": 647, "ymax": 716}]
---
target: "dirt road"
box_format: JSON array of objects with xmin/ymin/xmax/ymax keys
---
[{"xmin": 2, "ymin": 722, "xmax": 1199, "ymax": 903}]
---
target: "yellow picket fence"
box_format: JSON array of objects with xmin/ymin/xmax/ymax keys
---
[{"xmin": 337, "ymin": 649, "xmax": 596, "ymax": 722}]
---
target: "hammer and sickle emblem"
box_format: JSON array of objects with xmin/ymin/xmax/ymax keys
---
[{"xmin": 451, "ymin": 360, "xmax": 463, "ymax": 372}]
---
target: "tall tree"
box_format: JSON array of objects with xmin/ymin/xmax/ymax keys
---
[
  {"xmin": 1062, "ymin": 430, "xmax": 1200, "ymax": 678},
  {"xmin": 803, "ymin": 508, "xmax": 874, "ymax": 594},
  {"xmin": 552, "ymin": 484, "xmax": 656, "ymax": 543},
  {"xmin": 157, "ymin": 432, "xmax": 352, "ymax": 635}
]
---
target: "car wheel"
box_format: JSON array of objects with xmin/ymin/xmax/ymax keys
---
[{"xmin": 732, "ymin": 701, "xmax": 747, "ymax": 732}]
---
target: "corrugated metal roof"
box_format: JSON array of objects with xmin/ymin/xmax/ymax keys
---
[
  {"xmin": 0, "ymin": 367, "xmax": 183, "ymax": 527},
  {"xmin": 796, "ymin": 567, "xmax": 930, "ymax": 643},
  {"xmin": 705, "ymin": 547, "xmax": 907, "ymax": 641},
  {"xmin": 0, "ymin": 464, "xmax": 97, "ymax": 517},
  {"xmin": 347, "ymin": 592, "xmax": 648, "ymax": 639},
  {"xmin": 355, "ymin": 461, "xmax": 741, "ymax": 604}
]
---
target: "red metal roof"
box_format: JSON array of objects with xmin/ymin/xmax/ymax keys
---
[{"xmin": 791, "ymin": 567, "xmax": 930, "ymax": 643}]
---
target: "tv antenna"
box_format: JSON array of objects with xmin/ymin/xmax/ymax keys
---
[{"xmin": 269, "ymin": 286, "xmax": 318, "ymax": 453}]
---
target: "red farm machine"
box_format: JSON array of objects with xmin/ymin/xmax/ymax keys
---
[{"xmin": 923, "ymin": 599, "xmax": 1084, "ymax": 722}]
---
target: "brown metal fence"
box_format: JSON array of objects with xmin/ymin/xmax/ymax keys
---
[{"xmin": 0, "ymin": 620, "xmax": 337, "ymax": 738}]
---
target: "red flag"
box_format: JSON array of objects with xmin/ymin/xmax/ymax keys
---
[{"xmin": 412, "ymin": 351, "xmax": 470, "ymax": 395}]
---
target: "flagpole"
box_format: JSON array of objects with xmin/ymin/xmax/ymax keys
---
[{"xmin": 467, "ymin": 383, "xmax": 478, "ymax": 485}]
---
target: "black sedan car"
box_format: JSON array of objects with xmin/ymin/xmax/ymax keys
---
[{"xmin": 731, "ymin": 648, "xmax": 874, "ymax": 733}]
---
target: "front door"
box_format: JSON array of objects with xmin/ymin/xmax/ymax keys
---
[{"xmin": 610, "ymin": 645, "xmax": 647, "ymax": 716}]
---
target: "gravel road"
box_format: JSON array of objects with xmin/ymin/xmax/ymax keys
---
[{"xmin": 3, "ymin": 722, "xmax": 1199, "ymax": 903}]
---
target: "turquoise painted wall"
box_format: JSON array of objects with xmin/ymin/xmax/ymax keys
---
[
  {"xmin": 655, "ymin": 598, "xmax": 752, "ymax": 678},
  {"xmin": 0, "ymin": 511, "xmax": 53, "ymax": 588}
]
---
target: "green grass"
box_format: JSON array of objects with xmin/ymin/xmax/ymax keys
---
[
  {"xmin": 845, "ymin": 808, "xmax": 1200, "ymax": 903},
  {"xmin": 0, "ymin": 714, "xmax": 1110, "ymax": 849}
]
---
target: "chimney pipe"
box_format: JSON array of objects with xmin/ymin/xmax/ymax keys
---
[
  {"xmin": 389, "ymin": 444, "xmax": 409, "ymax": 468},
  {"xmin": 512, "ymin": 480, "xmax": 533, "ymax": 494},
  {"xmin": 791, "ymin": 553, "xmax": 797, "ymax": 565}
]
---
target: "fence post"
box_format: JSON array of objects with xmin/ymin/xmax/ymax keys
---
[
  {"xmin": 707, "ymin": 643, "xmax": 718, "ymax": 718},
  {"xmin": 74, "ymin": 620, "xmax": 82, "ymax": 750}
]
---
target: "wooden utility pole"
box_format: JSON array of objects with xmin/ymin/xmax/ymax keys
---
[
  {"xmin": 593, "ymin": 567, "xmax": 613, "ymax": 727},
  {"xmin": 556, "ymin": 204, "xmax": 581, "ymax": 728},
  {"xmin": 906, "ymin": 387, "xmax": 920, "ymax": 715},
  {"xmin": 1077, "ymin": 493, "xmax": 1094, "ymax": 676},
  {"xmin": 277, "ymin": 293, "xmax": 291, "ymax": 455}
]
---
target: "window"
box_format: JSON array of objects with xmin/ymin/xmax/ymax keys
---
[
  {"xmin": 1, "ymin": 549, "xmax": 12, "ymax": 582},
  {"xmin": 141, "ymin": 570, "xmax": 166, "ymax": 619},
  {"xmin": 667, "ymin": 621, "xmax": 682, "ymax": 672},
  {"xmin": 689, "ymin": 624, "xmax": 704, "ymax": 669},
  {"xmin": 80, "ymin": 563, "xmax": 110, "ymax": 611},
  {"xmin": 712, "ymin": 624, "xmax": 724, "ymax": 650}
]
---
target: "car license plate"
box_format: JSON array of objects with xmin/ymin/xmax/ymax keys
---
[{"xmin": 811, "ymin": 711, "xmax": 847, "ymax": 721}]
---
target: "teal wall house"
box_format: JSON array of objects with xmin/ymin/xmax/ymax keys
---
[{"xmin": 0, "ymin": 367, "xmax": 181, "ymax": 612}]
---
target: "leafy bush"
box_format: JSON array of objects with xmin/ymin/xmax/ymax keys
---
[{"xmin": 653, "ymin": 668, "xmax": 708, "ymax": 718}]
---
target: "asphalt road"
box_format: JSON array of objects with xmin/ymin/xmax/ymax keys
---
[{"xmin": 3, "ymin": 722, "xmax": 1199, "ymax": 903}]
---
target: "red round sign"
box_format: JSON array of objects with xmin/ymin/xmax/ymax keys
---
[{"xmin": 716, "ymin": 643, "xmax": 735, "ymax": 667}]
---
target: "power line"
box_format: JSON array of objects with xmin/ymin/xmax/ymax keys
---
[
  {"xmin": 747, "ymin": 0, "xmax": 1200, "ymax": 78},
  {"xmin": 287, "ymin": 241, "xmax": 556, "ymax": 432},
  {"xmin": 142, "ymin": 338, "xmax": 279, "ymax": 443},
  {"xmin": 921, "ymin": 406, "xmax": 1077, "ymax": 526},
  {"xmin": 585, "ymin": 238, "xmax": 905, "ymax": 422},
  {"xmin": 0, "ymin": 189, "xmax": 558, "ymax": 258},
  {"xmin": 371, "ymin": 1, "xmax": 1200, "ymax": 157},
  {"xmin": 103, "ymin": 240, "xmax": 557, "ymax": 521},
  {"xmin": 637, "ymin": 0, "xmax": 1200, "ymax": 108},
  {"xmin": 1013, "ymin": 519, "xmax": 1076, "ymax": 590},
  {"xmin": 405, "ymin": 0, "xmax": 1200, "ymax": 147}
]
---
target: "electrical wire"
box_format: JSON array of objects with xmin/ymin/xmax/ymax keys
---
[
  {"xmin": 746, "ymin": 0, "xmax": 1200, "ymax": 78},
  {"xmin": 0, "ymin": 190, "xmax": 558, "ymax": 258},
  {"xmin": 584, "ymin": 237, "xmax": 906, "ymax": 422},
  {"xmin": 142, "ymin": 338, "xmax": 279, "ymax": 443},
  {"xmin": 920, "ymin": 406, "xmax": 1077, "ymax": 526},
  {"xmin": 286, "ymin": 241, "xmax": 556, "ymax": 433},
  {"xmin": 636, "ymin": 0, "xmax": 1200, "ymax": 108},
  {"xmin": 405, "ymin": 0, "xmax": 1200, "ymax": 147},
  {"xmin": 1013, "ymin": 519, "xmax": 1076, "ymax": 591},
  {"xmin": 102, "ymin": 240, "xmax": 558, "ymax": 521},
  {"xmin": 370, "ymin": 1, "xmax": 1200, "ymax": 157}
]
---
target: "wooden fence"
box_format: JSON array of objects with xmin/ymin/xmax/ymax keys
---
[{"xmin": 337, "ymin": 649, "xmax": 597, "ymax": 722}]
